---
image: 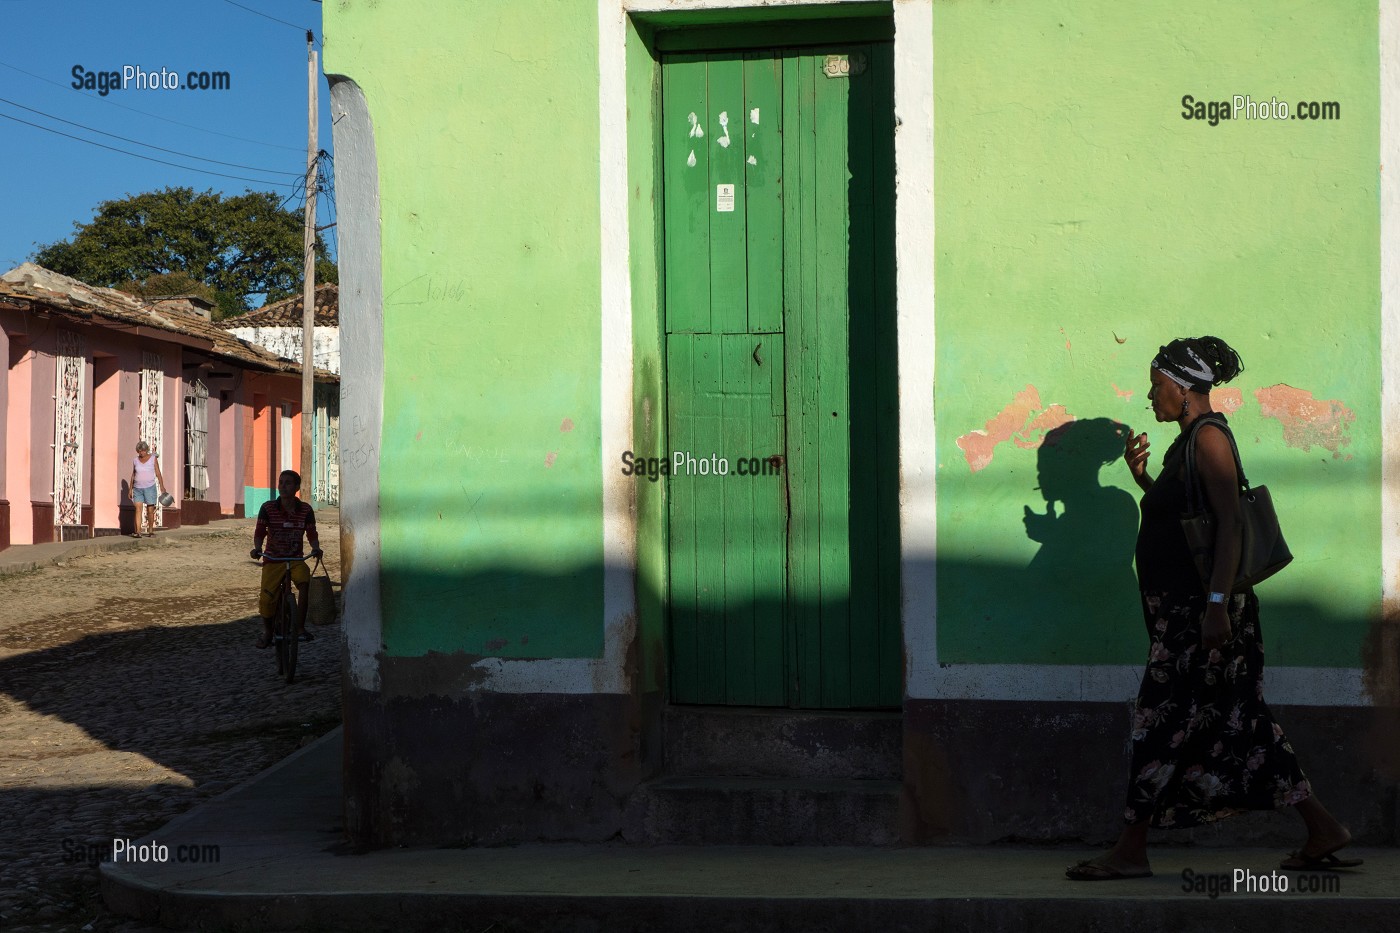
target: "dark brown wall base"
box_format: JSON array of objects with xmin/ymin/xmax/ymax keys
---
[
  {"xmin": 0, "ymin": 499, "xmax": 8, "ymax": 551},
  {"xmin": 161, "ymin": 508, "xmax": 181, "ymax": 529},
  {"xmin": 233, "ymin": 503, "xmax": 245, "ymax": 519},
  {"xmin": 30, "ymin": 502, "xmax": 53, "ymax": 544},
  {"xmin": 343, "ymin": 680, "xmax": 643, "ymax": 848},
  {"xmin": 901, "ymin": 698, "xmax": 1399, "ymax": 847},
  {"xmin": 93, "ymin": 527, "xmax": 123, "ymax": 538},
  {"xmin": 180, "ymin": 500, "xmax": 222, "ymax": 525}
]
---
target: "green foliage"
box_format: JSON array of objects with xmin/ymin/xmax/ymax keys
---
[{"xmin": 33, "ymin": 187, "xmax": 337, "ymax": 317}]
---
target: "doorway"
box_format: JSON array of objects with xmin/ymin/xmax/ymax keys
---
[{"xmin": 662, "ymin": 43, "xmax": 900, "ymax": 709}]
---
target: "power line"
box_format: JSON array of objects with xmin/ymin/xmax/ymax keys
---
[
  {"xmin": 0, "ymin": 95, "xmax": 301, "ymax": 177},
  {"xmin": 220, "ymin": 0, "xmax": 313, "ymax": 34},
  {"xmin": 0, "ymin": 111, "xmax": 296, "ymax": 188},
  {"xmin": 0, "ymin": 58, "xmax": 303, "ymax": 153}
]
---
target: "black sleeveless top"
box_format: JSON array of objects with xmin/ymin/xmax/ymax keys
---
[{"xmin": 1134, "ymin": 414, "xmax": 1231, "ymax": 593}]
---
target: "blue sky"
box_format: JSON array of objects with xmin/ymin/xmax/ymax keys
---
[{"xmin": 0, "ymin": 0, "xmax": 333, "ymax": 276}]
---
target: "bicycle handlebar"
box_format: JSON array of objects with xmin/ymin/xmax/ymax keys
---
[{"xmin": 251, "ymin": 552, "xmax": 321, "ymax": 562}]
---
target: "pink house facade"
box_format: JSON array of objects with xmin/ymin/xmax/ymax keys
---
[{"xmin": 0, "ymin": 264, "xmax": 335, "ymax": 549}]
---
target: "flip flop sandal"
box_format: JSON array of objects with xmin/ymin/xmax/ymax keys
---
[
  {"xmin": 255, "ymin": 636, "xmax": 272, "ymax": 650},
  {"xmin": 297, "ymin": 631, "xmax": 315, "ymax": 642},
  {"xmin": 1280, "ymin": 850, "xmax": 1364, "ymax": 871},
  {"xmin": 1065, "ymin": 860, "xmax": 1153, "ymax": 881}
]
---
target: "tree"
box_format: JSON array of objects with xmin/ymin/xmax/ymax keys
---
[{"xmin": 33, "ymin": 187, "xmax": 337, "ymax": 321}]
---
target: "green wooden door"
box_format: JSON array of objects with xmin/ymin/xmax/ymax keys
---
[{"xmin": 664, "ymin": 45, "xmax": 899, "ymax": 709}]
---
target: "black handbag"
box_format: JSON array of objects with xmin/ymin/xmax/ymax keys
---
[{"xmin": 1180, "ymin": 415, "xmax": 1292, "ymax": 591}]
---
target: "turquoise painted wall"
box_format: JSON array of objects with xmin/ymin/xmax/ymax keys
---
[
  {"xmin": 933, "ymin": 0, "xmax": 1380, "ymax": 667},
  {"xmin": 325, "ymin": 0, "xmax": 604, "ymax": 659}
]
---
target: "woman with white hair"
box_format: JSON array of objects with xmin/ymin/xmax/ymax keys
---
[{"xmin": 129, "ymin": 440, "xmax": 167, "ymax": 538}]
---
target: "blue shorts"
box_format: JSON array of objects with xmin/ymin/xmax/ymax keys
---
[{"xmin": 133, "ymin": 485, "xmax": 158, "ymax": 504}]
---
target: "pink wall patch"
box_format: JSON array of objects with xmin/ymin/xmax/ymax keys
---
[
  {"xmin": 560, "ymin": 418, "xmax": 574, "ymax": 432},
  {"xmin": 1253, "ymin": 384, "xmax": 1354, "ymax": 459},
  {"xmin": 544, "ymin": 452, "xmax": 558, "ymax": 468},
  {"xmin": 1210, "ymin": 387, "xmax": 1243, "ymax": 414},
  {"xmin": 956, "ymin": 385, "xmax": 1076, "ymax": 472}
]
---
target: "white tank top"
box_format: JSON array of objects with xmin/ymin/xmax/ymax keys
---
[{"xmin": 133, "ymin": 455, "xmax": 157, "ymax": 489}]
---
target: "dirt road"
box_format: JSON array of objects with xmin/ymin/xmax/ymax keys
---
[{"xmin": 0, "ymin": 520, "xmax": 342, "ymax": 932}]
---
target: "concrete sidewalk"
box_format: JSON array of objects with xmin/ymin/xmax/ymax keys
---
[
  {"xmin": 0, "ymin": 509, "xmax": 338, "ymax": 577},
  {"xmin": 100, "ymin": 728, "xmax": 1394, "ymax": 933}
]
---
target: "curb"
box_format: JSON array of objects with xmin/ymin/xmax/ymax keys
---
[{"xmin": 0, "ymin": 520, "xmax": 256, "ymax": 578}]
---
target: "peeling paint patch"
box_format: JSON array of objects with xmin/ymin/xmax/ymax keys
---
[
  {"xmin": 1210, "ymin": 387, "xmax": 1243, "ymax": 414},
  {"xmin": 544, "ymin": 451, "xmax": 558, "ymax": 468},
  {"xmin": 560, "ymin": 418, "xmax": 574, "ymax": 433},
  {"xmin": 686, "ymin": 150, "xmax": 696, "ymax": 168},
  {"xmin": 1254, "ymin": 384, "xmax": 1355, "ymax": 458},
  {"xmin": 955, "ymin": 385, "xmax": 1076, "ymax": 472},
  {"xmin": 1112, "ymin": 383, "xmax": 1134, "ymax": 402},
  {"xmin": 750, "ymin": 108, "xmax": 760, "ymax": 124}
]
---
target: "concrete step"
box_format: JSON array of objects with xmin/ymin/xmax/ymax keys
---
[
  {"xmin": 625, "ymin": 776, "xmax": 902, "ymax": 846},
  {"xmin": 663, "ymin": 706, "xmax": 901, "ymax": 780}
]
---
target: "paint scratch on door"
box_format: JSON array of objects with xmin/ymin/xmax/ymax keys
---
[
  {"xmin": 687, "ymin": 112, "xmax": 704, "ymax": 138},
  {"xmin": 687, "ymin": 150, "xmax": 696, "ymax": 168},
  {"xmin": 747, "ymin": 155, "xmax": 757, "ymax": 165},
  {"xmin": 1254, "ymin": 384, "xmax": 1354, "ymax": 459},
  {"xmin": 750, "ymin": 108, "xmax": 760, "ymax": 124},
  {"xmin": 956, "ymin": 385, "xmax": 1075, "ymax": 472},
  {"xmin": 717, "ymin": 111, "xmax": 731, "ymax": 148}
]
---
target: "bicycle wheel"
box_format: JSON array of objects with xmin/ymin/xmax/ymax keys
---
[{"xmin": 282, "ymin": 587, "xmax": 299, "ymax": 684}]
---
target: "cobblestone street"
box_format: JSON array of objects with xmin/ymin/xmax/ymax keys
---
[{"xmin": 0, "ymin": 520, "xmax": 343, "ymax": 932}]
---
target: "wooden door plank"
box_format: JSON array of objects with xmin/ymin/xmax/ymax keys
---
[
  {"xmin": 813, "ymin": 51, "xmax": 853, "ymax": 709},
  {"xmin": 784, "ymin": 52, "xmax": 823, "ymax": 708},
  {"xmin": 666, "ymin": 335, "xmax": 700, "ymax": 702},
  {"xmin": 707, "ymin": 55, "xmax": 749, "ymax": 335},
  {"xmin": 845, "ymin": 45, "xmax": 882, "ymax": 708},
  {"xmin": 752, "ymin": 335, "xmax": 788, "ymax": 706},
  {"xmin": 663, "ymin": 55, "xmax": 712, "ymax": 334},
  {"xmin": 870, "ymin": 42, "xmax": 903, "ymax": 708},
  {"xmin": 721, "ymin": 334, "xmax": 758, "ymax": 704},
  {"xmin": 743, "ymin": 52, "xmax": 784, "ymax": 335},
  {"xmin": 691, "ymin": 335, "xmax": 728, "ymax": 704}
]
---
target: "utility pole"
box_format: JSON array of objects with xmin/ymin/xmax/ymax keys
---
[{"xmin": 300, "ymin": 29, "xmax": 318, "ymax": 489}]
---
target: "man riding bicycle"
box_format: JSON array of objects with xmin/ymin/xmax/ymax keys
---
[{"xmin": 250, "ymin": 469, "xmax": 322, "ymax": 649}]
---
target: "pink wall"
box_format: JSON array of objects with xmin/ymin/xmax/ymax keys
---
[{"xmin": 6, "ymin": 341, "xmax": 34, "ymax": 544}]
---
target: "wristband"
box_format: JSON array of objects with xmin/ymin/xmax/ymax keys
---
[{"xmin": 1207, "ymin": 591, "xmax": 1227, "ymax": 605}]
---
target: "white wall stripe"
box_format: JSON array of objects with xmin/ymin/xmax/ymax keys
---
[{"xmin": 1379, "ymin": 0, "xmax": 1400, "ymax": 704}]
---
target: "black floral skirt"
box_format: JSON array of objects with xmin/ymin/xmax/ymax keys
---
[{"xmin": 1124, "ymin": 588, "xmax": 1311, "ymax": 828}]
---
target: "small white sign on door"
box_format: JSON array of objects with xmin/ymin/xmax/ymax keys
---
[{"xmin": 716, "ymin": 184, "xmax": 735, "ymax": 213}]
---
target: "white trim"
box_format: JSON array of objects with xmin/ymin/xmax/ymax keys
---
[
  {"xmin": 1380, "ymin": 0, "xmax": 1400, "ymax": 703},
  {"xmin": 326, "ymin": 77, "xmax": 385, "ymax": 691},
  {"xmin": 893, "ymin": 0, "xmax": 940, "ymax": 702}
]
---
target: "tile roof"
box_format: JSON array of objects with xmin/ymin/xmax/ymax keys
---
[
  {"xmin": 222, "ymin": 283, "xmax": 338, "ymax": 328},
  {"xmin": 0, "ymin": 264, "xmax": 336, "ymax": 380}
]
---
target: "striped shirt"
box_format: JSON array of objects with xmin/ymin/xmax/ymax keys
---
[{"xmin": 255, "ymin": 498, "xmax": 319, "ymax": 560}]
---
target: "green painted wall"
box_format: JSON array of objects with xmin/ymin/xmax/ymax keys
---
[
  {"xmin": 325, "ymin": 0, "xmax": 604, "ymax": 659},
  {"xmin": 933, "ymin": 0, "xmax": 1380, "ymax": 667}
]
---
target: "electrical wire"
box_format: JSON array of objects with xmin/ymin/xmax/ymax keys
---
[
  {"xmin": 0, "ymin": 95, "xmax": 301, "ymax": 177},
  {"xmin": 219, "ymin": 0, "xmax": 309, "ymax": 33},
  {"xmin": 0, "ymin": 58, "xmax": 303, "ymax": 153},
  {"xmin": 0, "ymin": 111, "xmax": 296, "ymax": 187}
]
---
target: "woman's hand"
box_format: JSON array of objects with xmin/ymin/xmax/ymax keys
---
[
  {"xmin": 1124, "ymin": 432, "xmax": 1152, "ymax": 491},
  {"xmin": 1201, "ymin": 604, "xmax": 1232, "ymax": 650}
]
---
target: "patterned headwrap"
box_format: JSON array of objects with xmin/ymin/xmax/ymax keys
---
[{"xmin": 1152, "ymin": 340, "xmax": 1216, "ymax": 393}]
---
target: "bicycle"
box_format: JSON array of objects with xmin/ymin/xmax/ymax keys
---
[{"xmin": 252, "ymin": 553, "xmax": 311, "ymax": 684}]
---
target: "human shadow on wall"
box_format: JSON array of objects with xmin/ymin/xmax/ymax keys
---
[
  {"xmin": 1021, "ymin": 418, "xmax": 1139, "ymax": 595},
  {"xmin": 941, "ymin": 417, "xmax": 1143, "ymax": 664}
]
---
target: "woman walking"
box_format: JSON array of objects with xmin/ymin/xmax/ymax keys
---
[
  {"xmin": 1066, "ymin": 336, "xmax": 1360, "ymax": 880},
  {"xmin": 129, "ymin": 441, "xmax": 167, "ymax": 538}
]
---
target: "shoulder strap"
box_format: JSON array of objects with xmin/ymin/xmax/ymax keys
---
[{"xmin": 1183, "ymin": 415, "xmax": 1249, "ymax": 513}]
